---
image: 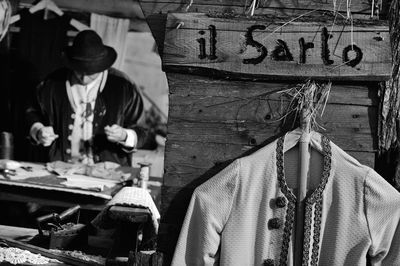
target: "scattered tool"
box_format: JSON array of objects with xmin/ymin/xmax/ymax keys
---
[{"xmin": 31, "ymin": 205, "xmax": 87, "ymax": 250}]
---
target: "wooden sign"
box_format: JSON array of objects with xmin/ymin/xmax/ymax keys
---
[{"xmin": 163, "ymin": 13, "xmax": 391, "ymax": 81}]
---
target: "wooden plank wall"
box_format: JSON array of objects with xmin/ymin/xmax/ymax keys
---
[
  {"xmin": 158, "ymin": 72, "xmax": 379, "ymax": 260},
  {"xmin": 136, "ymin": 0, "xmax": 391, "ymax": 262}
]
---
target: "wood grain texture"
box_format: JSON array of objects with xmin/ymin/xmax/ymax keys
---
[
  {"xmin": 139, "ymin": 0, "xmax": 377, "ymax": 18},
  {"xmin": 163, "ymin": 141, "xmax": 377, "ymax": 187},
  {"xmin": 162, "ymin": 13, "xmax": 391, "ymax": 81},
  {"xmin": 167, "ymin": 73, "xmax": 379, "ymax": 106},
  {"xmin": 164, "ymin": 73, "xmax": 378, "ymax": 186}
]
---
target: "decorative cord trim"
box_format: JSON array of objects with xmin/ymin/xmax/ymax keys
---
[
  {"xmin": 307, "ymin": 135, "xmax": 332, "ymax": 204},
  {"xmin": 302, "ymin": 135, "xmax": 332, "ymax": 265},
  {"xmin": 276, "ymin": 137, "xmax": 296, "ymax": 265},
  {"xmin": 302, "ymin": 203, "xmax": 313, "ymax": 266},
  {"xmin": 276, "ymin": 134, "xmax": 332, "ymax": 265},
  {"xmin": 311, "ymin": 198, "xmax": 323, "ymax": 265}
]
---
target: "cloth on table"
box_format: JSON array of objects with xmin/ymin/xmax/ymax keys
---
[
  {"xmin": 46, "ymin": 161, "xmax": 131, "ymax": 181},
  {"xmin": 91, "ymin": 186, "xmax": 160, "ymax": 233}
]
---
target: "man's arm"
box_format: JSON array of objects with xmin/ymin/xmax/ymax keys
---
[
  {"xmin": 26, "ymin": 80, "xmax": 58, "ymax": 146},
  {"xmin": 121, "ymin": 80, "xmax": 151, "ymax": 150}
]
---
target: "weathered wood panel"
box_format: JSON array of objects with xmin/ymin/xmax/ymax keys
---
[
  {"xmin": 164, "ymin": 141, "xmax": 376, "ymax": 186},
  {"xmin": 158, "ymin": 72, "xmax": 379, "ymax": 260},
  {"xmin": 167, "ymin": 121, "xmax": 375, "ymax": 149},
  {"xmin": 162, "ymin": 13, "xmax": 390, "ymax": 81},
  {"xmin": 168, "ymin": 74, "xmax": 379, "ymax": 106},
  {"xmin": 169, "ymin": 102, "xmax": 376, "ymax": 126},
  {"xmin": 139, "ymin": 0, "xmax": 378, "ymax": 18}
]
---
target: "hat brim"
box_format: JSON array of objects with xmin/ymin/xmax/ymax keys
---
[{"xmin": 64, "ymin": 46, "xmax": 117, "ymax": 74}]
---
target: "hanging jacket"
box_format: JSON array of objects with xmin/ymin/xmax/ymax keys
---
[{"xmin": 171, "ymin": 129, "xmax": 400, "ymax": 266}]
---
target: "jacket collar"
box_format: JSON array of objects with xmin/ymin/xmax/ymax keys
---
[{"xmin": 276, "ymin": 128, "xmax": 333, "ymax": 203}]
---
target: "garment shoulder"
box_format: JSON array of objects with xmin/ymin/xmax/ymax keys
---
[
  {"xmin": 194, "ymin": 159, "xmax": 240, "ymax": 197},
  {"xmin": 365, "ymin": 167, "xmax": 400, "ymax": 199}
]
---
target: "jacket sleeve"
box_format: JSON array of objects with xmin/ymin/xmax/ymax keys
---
[
  {"xmin": 171, "ymin": 159, "xmax": 240, "ymax": 266},
  {"xmin": 365, "ymin": 168, "xmax": 400, "ymax": 265},
  {"xmin": 121, "ymin": 81, "xmax": 150, "ymax": 150},
  {"xmin": 25, "ymin": 81, "xmax": 50, "ymax": 138}
]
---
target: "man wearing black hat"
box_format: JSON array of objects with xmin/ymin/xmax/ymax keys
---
[{"xmin": 26, "ymin": 30, "xmax": 149, "ymax": 166}]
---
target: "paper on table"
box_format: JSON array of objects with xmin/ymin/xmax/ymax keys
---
[{"xmin": 0, "ymin": 162, "xmax": 50, "ymax": 181}]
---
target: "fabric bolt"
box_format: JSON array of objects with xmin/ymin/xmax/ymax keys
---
[
  {"xmin": 90, "ymin": 13, "xmax": 130, "ymax": 70},
  {"xmin": 171, "ymin": 128, "xmax": 400, "ymax": 266},
  {"xmin": 26, "ymin": 67, "xmax": 148, "ymax": 166}
]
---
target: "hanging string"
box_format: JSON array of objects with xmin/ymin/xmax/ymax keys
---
[
  {"xmin": 250, "ymin": 0, "xmax": 257, "ymax": 16},
  {"xmin": 350, "ymin": 16, "xmax": 354, "ymax": 50},
  {"xmin": 244, "ymin": 0, "xmax": 257, "ymax": 16},
  {"xmin": 371, "ymin": 0, "xmax": 375, "ymax": 18},
  {"xmin": 346, "ymin": 0, "xmax": 351, "ymax": 19},
  {"xmin": 185, "ymin": 0, "xmax": 193, "ymax": 12},
  {"xmin": 259, "ymin": 9, "xmax": 320, "ymax": 43},
  {"xmin": 329, "ymin": 0, "xmax": 346, "ymax": 37},
  {"xmin": 243, "ymin": 0, "xmax": 248, "ymax": 14}
]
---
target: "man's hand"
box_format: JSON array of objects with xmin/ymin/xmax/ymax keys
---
[
  {"xmin": 104, "ymin": 125, "xmax": 127, "ymax": 143},
  {"xmin": 37, "ymin": 126, "xmax": 58, "ymax": 147}
]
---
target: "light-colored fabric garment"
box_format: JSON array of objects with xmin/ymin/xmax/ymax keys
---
[
  {"xmin": 90, "ymin": 13, "xmax": 130, "ymax": 70},
  {"xmin": 171, "ymin": 128, "xmax": 400, "ymax": 266}
]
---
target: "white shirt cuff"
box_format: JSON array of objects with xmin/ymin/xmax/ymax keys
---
[
  {"xmin": 120, "ymin": 129, "xmax": 137, "ymax": 149},
  {"xmin": 30, "ymin": 122, "xmax": 45, "ymax": 143}
]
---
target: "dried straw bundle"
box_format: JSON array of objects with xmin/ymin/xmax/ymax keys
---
[{"xmin": 278, "ymin": 80, "xmax": 332, "ymax": 132}]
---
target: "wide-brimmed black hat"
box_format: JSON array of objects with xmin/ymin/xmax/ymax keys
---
[{"xmin": 64, "ymin": 30, "xmax": 117, "ymax": 74}]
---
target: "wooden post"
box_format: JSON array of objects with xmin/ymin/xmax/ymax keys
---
[{"xmin": 294, "ymin": 85, "xmax": 314, "ymax": 265}]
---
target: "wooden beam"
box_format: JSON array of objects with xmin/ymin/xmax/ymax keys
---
[
  {"xmin": 139, "ymin": 0, "xmax": 376, "ymax": 18},
  {"xmin": 19, "ymin": 0, "xmax": 145, "ymax": 19}
]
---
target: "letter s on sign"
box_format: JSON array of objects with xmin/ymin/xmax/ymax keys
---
[{"xmin": 243, "ymin": 25, "xmax": 268, "ymax": 65}]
